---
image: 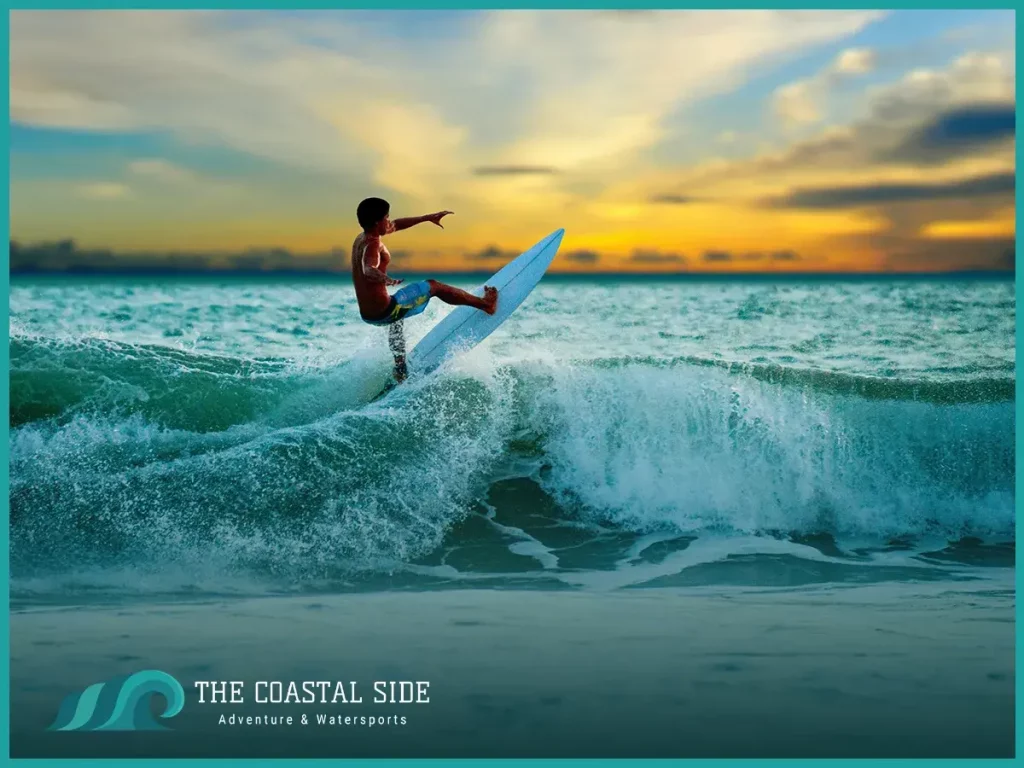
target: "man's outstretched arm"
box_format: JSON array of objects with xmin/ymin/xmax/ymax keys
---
[{"xmin": 392, "ymin": 211, "xmax": 453, "ymax": 232}]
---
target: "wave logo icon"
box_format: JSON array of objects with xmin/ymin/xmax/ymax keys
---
[{"xmin": 48, "ymin": 670, "xmax": 186, "ymax": 731}]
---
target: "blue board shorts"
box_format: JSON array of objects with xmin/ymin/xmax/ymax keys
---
[{"xmin": 361, "ymin": 280, "xmax": 433, "ymax": 326}]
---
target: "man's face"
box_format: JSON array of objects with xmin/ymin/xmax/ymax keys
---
[{"xmin": 375, "ymin": 215, "xmax": 394, "ymax": 236}]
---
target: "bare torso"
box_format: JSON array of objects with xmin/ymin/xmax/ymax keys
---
[{"xmin": 351, "ymin": 232, "xmax": 392, "ymax": 319}]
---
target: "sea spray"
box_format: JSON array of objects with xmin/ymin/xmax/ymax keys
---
[
  {"xmin": 11, "ymin": 362, "xmax": 519, "ymax": 579},
  {"xmin": 10, "ymin": 277, "xmax": 1015, "ymax": 594},
  {"xmin": 11, "ymin": 351, "xmax": 1013, "ymax": 582},
  {"xmin": 523, "ymin": 361, "xmax": 1013, "ymax": 539}
]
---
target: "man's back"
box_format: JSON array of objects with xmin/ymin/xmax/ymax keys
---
[{"xmin": 351, "ymin": 232, "xmax": 391, "ymax": 319}]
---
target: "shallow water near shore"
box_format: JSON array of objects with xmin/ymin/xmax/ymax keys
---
[{"xmin": 10, "ymin": 580, "xmax": 1015, "ymax": 758}]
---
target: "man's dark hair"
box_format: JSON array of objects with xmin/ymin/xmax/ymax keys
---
[{"xmin": 357, "ymin": 197, "xmax": 391, "ymax": 231}]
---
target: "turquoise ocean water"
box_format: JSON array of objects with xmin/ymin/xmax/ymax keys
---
[
  {"xmin": 8, "ymin": 274, "xmax": 1015, "ymax": 758},
  {"xmin": 9, "ymin": 275, "xmax": 1015, "ymax": 600}
]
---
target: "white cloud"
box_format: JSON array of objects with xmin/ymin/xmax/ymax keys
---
[
  {"xmin": 774, "ymin": 82, "xmax": 822, "ymax": 125},
  {"xmin": 77, "ymin": 182, "xmax": 131, "ymax": 200},
  {"xmin": 833, "ymin": 47, "xmax": 876, "ymax": 75},
  {"xmin": 128, "ymin": 159, "xmax": 196, "ymax": 183},
  {"xmin": 12, "ymin": 10, "xmax": 884, "ymax": 211},
  {"xmin": 774, "ymin": 46, "xmax": 878, "ymax": 126},
  {"xmin": 320, "ymin": 102, "xmax": 467, "ymax": 200},
  {"xmin": 869, "ymin": 52, "xmax": 1014, "ymax": 123},
  {"xmin": 663, "ymin": 50, "xmax": 1015, "ymax": 198},
  {"xmin": 471, "ymin": 11, "xmax": 883, "ymax": 171},
  {"xmin": 11, "ymin": 12, "xmax": 377, "ymax": 175},
  {"xmin": 10, "ymin": 85, "xmax": 138, "ymax": 130}
]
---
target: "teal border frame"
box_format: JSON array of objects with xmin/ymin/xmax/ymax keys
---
[
  {"xmin": 1, "ymin": 2, "xmax": 1021, "ymax": 8},
  {"xmin": 4, "ymin": 3, "xmax": 1019, "ymax": 766}
]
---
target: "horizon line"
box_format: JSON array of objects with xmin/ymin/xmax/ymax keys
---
[{"xmin": 9, "ymin": 268, "xmax": 1015, "ymax": 280}]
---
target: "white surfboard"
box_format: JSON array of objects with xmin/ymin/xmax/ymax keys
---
[
  {"xmin": 409, "ymin": 228, "xmax": 565, "ymax": 375},
  {"xmin": 374, "ymin": 229, "xmax": 564, "ymax": 399}
]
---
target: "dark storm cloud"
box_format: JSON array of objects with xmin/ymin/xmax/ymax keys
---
[
  {"xmin": 649, "ymin": 194, "xmax": 699, "ymax": 204},
  {"xmin": 998, "ymin": 247, "xmax": 1015, "ymax": 271},
  {"xmin": 703, "ymin": 250, "xmax": 732, "ymax": 262},
  {"xmin": 890, "ymin": 102, "xmax": 1016, "ymax": 164},
  {"xmin": 772, "ymin": 250, "xmax": 799, "ymax": 261},
  {"xmin": 629, "ymin": 250, "xmax": 686, "ymax": 264},
  {"xmin": 674, "ymin": 59, "xmax": 1014, "ymax": 196},
  {"xmin": 774, "ymin": 171, "xmax": 1015, "ymax": 209},
  {"xmin": 880, "ymin": 235, "xmax": 1015, "ymax": 273},
  {"xmin": 9, "ymin": 239, "xmax": 345, "ymax": 273},
  {"xmin": 472, "ymin": 166, "xmax": 559, "ymax": 177},
  {"xmin": 562, "ymin": 249, "xmax": 600, "ymax": 264},
  {"xmin": 464, "ymin": 246, "xmax": 518, "ymax": 261},
  {"xmin": 700, "ymin": 250, "xmax": 799, "ymax": 263}
]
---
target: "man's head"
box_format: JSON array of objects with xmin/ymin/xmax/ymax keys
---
[{"xmin": 357, "ymin": 197, "xmax": 392, "ymax": 235}]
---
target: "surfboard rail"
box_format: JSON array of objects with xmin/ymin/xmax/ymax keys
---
[{"xmin": 371, "ymin": 228, "xmax": 565, "ymax": 400}]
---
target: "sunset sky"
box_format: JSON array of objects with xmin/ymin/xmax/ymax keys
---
[{"xmin": 9, "ymin": 9, "xmax": 1016, "ymax": 273}]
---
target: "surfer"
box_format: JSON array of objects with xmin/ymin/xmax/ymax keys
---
[{"xmin": 352, "ymin": 197, "xmax": 498, "ymax": 382}]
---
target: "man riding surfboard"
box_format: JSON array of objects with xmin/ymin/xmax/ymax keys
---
[{"xmin": 351, "ymin": 197, "xmax": 498, "ymax": 382}]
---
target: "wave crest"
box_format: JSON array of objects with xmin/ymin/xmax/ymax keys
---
[{"xmin": 10, "ymin": 340, "xmax": 1015, "ymax": 585}]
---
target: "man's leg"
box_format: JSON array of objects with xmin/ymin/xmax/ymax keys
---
[
  {"xmin": 427, "ymin": 280, "xmax": 498, "ymax": 315},
  {"xmin": 388, "ymin": 321, "xmax": 408, "ymax": 382}
]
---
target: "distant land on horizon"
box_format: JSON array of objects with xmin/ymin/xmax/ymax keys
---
[{"xmin": 9, "ymin": 239, "xmax": 1015, "ymax": 278}]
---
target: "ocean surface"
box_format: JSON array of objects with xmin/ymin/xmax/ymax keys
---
[
  {"xmin": 9, "ymin": 275, "xmax": 1016, "ymax": 601},
  {"xmin": 8, "ymin": 274, "xmax": 1016, "ymax": 758}
]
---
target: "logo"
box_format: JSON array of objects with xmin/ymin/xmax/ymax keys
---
[{"xmin": 49, "ymin": 669, "xmax": 185, "ymax": 731}]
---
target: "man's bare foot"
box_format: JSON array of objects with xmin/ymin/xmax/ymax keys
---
[{"xmin": 482, "ymin": 286, "xmax": 498, "ymax": 315}]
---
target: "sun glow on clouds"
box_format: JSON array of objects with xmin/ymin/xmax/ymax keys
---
[
  {"xmin": 921, "ymin": 213, "xmax": 1015, "ymax": 240},
  {"xmin": 9, "ymin": 10, "xmax": 1016, "ymax": 272}
]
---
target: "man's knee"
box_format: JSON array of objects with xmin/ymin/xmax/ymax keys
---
[{"xmin": 427, "ymin": 279, "xmax": 440, "ymax": 295}]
